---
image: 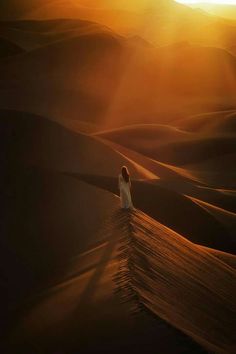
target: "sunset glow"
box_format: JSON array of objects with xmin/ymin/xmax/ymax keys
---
[{"xmin": 176, "ymin": 0, "xmax": 236, "ymax": 4}]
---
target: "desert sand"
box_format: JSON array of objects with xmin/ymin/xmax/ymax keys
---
[{"xmin": 1, "ymin": 1, "xmax": 236, "ymax": 354}]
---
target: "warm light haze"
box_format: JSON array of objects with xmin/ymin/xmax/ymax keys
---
[
  {"xmin": 176, "ymin": 0, "xmax": 236, "ymax": 4},
  {"xmin": 1, "ymin": 2, "xmax": 236, "ymax": 354},
  {"xmin": 176, "ymin": 0, "xmax": 236, "ymax": 19}
]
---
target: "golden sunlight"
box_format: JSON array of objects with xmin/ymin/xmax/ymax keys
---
[{"xmin": 176, "ymin": 0, "xmax": 236, "ymax": 3}]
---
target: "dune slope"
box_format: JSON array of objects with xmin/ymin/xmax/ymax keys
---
[
  {"xmin": 176, "ymin": 110, "xmax": 236, "ymax": 134},
  {"xmin": 0, "ymin": 109, "xmax": 145, "ymax": 178},
  {"xmin": 122, "ymin": 210, "xmax": 236, "ymax": 354},
  {"xmin": 97, "ymin": 126, "xmax": 236, "ymax": 166},
  {"xmin": 7, "ymin": 209, "xmax": 236, "ymax": 354}
]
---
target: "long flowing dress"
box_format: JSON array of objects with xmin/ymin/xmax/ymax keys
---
[{"xmin": 119, "ymin": 174, "xmax": 134, "ymax": 209}]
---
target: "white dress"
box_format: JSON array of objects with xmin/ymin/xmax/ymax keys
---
[{"xmin": 119, "ymin": 174, "xmax": 134, "ymax": 209}]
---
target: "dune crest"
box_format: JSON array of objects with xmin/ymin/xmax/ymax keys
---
[
  {"xmin": 115, "ymin": 209, "xmax": 236, "ymax": 354},
  {"xmin": 9, "ymin": 208, "xmax": 235, "ymax": 354}
]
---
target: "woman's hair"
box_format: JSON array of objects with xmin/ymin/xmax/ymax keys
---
[{"xmin": 121, "ymin": 166, "xmax": 130, "ymax": 183}]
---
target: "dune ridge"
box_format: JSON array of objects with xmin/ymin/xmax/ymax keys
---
[
  {"xmin": 115, "ymin": 209, "xmax": 236, "ymax": 354},
  {"xmin": 176, "ymin": 110, "xmax": 236, "ymax": 134},
  {"xmin": 7, "ymin": 208, "xmax": 235, "ymax": 354},
  {"xmin": 7, "ymin": 209, "xmax": 214, "ymax": 354},
  {"xmin": 0, "ymin": 2, "xmax": 235, "ymax": 353},
  {"xmin": 97, "ymin": 127, "xmax": 236, "ymax": 166}
]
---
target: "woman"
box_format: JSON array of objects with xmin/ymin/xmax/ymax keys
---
[{"xmin": 119, "ymin": 166, "xmax": 134, "ymax": 210}]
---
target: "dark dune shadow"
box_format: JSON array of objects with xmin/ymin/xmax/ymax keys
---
[{"xmin": 72, "ymin": 211, "xmax": 124, "ymax": 308}]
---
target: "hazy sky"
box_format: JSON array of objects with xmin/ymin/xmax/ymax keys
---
[
  {"xmin": 0, "ymin": 1, "xmax": 236, "ymax": 21},
  {"xmin": 176, "ymin": 0, "xmax": 236, "ymax": 3},
  {"xmin": 176, "ymin": 0, "xmax": 236, "ymax": 19}
]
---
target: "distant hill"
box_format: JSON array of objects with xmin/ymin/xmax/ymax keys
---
[
  {"xmin": 0, "ymin": 23, "xmax": 235, "ymax": 129},
  {"xmin": 96, "ymin": 124, "xmax": 236, "ymax": 166},
  {"xmin": 1, "ymin": 0, "xmax": 236, "ymax": 49},
  {"xmin": 0, "ymin": 18, "xmax": 110, "ymax": 50},
  {"xmin": 176, "ymin": 111, "xmax": 236, "ymax": 134},
  {"xmin": 0, "ymin": 28, "xmax": 127, "ymax": 126},
  {"xmin": 96, "ymin": 124, "xmax": 190, "ymax": 149}
]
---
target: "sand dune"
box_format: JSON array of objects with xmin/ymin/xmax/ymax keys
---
[
  {"xmin": 191, "ymin": 198, "xmax": 236, "ymax": 244},
  {"xmin": 3, "ymin": 109, "xmax": 226, "ymax": 353},
  {"xmin": 97, "ymin": 125, "xmax": 236, "ymax": 166},
  {"xmin": 1, "ymin": 111, "xmax": 235, "ymax": 354},
  {"xmin": 128, "ymin": 210, "xmax": 236, "ymax": 354},
  {"xmin": 0, "ymin": 29, "xmax": 124, "ymax": 80},
  {"xmin": 0, "ymin": 20, "xmax": 236, "ymax": 128},
  {"xmin": 201, "ymin": 246, "xmax": 236, "ymax": 270},
  {"xmin": 61, "ymin": 118, "xmax": 99, "ymax": 134},
  {"xmin": 1, "ymin": 109, "xmax": 153, "ymax": 349},
  {"xmin": 176, "ymin": 110, "xmax": 236, "ymax": 134},
  {"xmin": 0, "ymin": 109, "xmax": 155, "ymax": 349},
  {"xmin": 1, "ymin": 167, "xmax": 119, "ymax": 294},
  {"xmin": 0, "ymin": 109, "xmax": 145, "ymax": 178},
  {"xmin": 96, "ymin": 124, "xmax": 190, "ymax": 148},
  {"xmin": 5, "ymin": 209, "xmax": 236, "ymax": 354},
  {"xmin": 149, "ymin": 136, "xmax": 236, "ymax": 166},
  {"xmin": 0, "ymin": 18, "xmax": 103, "ymax": 32},
  {"xmin": 1, "ymin": 4, "xmax": 235, "ymax": 353},
  {"xmin": 2, "ymin": 144, "xmax": 217, "ymax": 353},
  {"xmin": 0, "ymin": 26, "xmax": 128, "ymax": 125},
  {"xmin": 72, "ymin": 173, "xmax": 235, "ymax": 253},
  {"xmin": 186, "ymin": 152, "xmax": 236, "ymax": 189},
  {"xmin": 0, "ymin": 108, "xmax": 147, "ymax": 321},
  {"xmin": 3, "ymin": 210, "xmax": 206, "ymax": 354},
  {"xmin": 0, "ymin": 19, "xmax": 113, "ymax": 50},
  {"xmin": 0, "ymin": 166, "xmax": 121, "ymax": 348},
  {"xmin": 2, "ymin": 0, "xmax": 236, "ymax": 50},
  {"xmin": 25, "ymin": 1, "xmax": 141, "ymax": 36},
  {"xmin": 101, "ymin": 140, "xmax": 236, "ymax": 212}
]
